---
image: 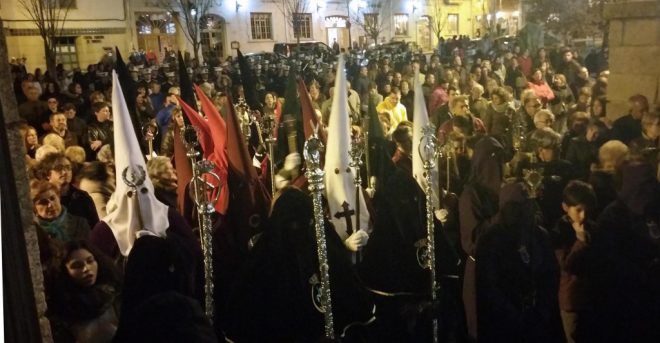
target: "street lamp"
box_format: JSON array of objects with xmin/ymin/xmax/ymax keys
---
[{"xmin": 187, "ymin": 0, "xmax": 198, "ymax": 16}]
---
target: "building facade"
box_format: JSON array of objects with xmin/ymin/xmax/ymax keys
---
[
  {"xmin": 1, "ymin": 0, "xmax": 132, "ymax": 71},
  {"xmin": 1, "ymin": 0, "xmax": 525, "ymax": 71}
]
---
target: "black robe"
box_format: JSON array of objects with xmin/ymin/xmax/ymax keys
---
[
  {"xmin": 223, "ymin": 188, "xmax": 375, "ymax": 342},
  {"xmin": 359, "ymin": 168, "xmax": 462, "ymax": 342}
]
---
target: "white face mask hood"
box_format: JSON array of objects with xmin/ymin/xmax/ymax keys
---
[{"xmin": 103, "ymin": 71, "xmax": 169, "ymax": 256}]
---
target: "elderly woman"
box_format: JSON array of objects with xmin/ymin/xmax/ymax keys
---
[
  {"xmin": 31, "ymin": 179, "xmax": 90, "ymax": 245},
  {"xmin": 35, "ymin": 153, "xmax": 99, "ymax": 227},
  {"xmin": 47, "ymin": 240, "xmax": 121, "ymax": 343},
  {"xmin": 31, "ymin": 180, "xmax": 74, "ymax": 292}
]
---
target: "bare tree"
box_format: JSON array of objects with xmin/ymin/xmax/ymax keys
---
[
  {"xmin": 428, "ymin": 1, "xmax": 447, "ymax": 48},
  {"xmin": 524, "ymin": 0, "xmax": 611, "ymax": 45},
  {"xmin": 160, "ymin": 0, "xmax": 217, "ymax": 63},
  {"xmin": 349, "ymin": 1, "xmax": 386, "ymax": 46},
  {"xmin": 17, "ymin": 0, "xmax": 74, "ymax": 79},
  {"xmin": 275, "ymin": 0, "xmax": 311, "ymax": 46}
]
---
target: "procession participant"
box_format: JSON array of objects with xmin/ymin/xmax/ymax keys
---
[
  {"xmin": 476, "ymin": 182, "xmax": 563, "ymax": 342},
  {"xmin": 225, "ymin": 187, "xmax": 375, "ymax": 342},
  {"xmin": 459, "ymin": 136, "xmax": 505, "ymax": 341}
]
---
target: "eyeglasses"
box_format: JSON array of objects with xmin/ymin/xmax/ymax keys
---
[
  {"xmin": 53, "ymin": 164, "xmax": 72, "ymax": 172},
  {"xmin": 35, "ymin": 195, "xmax": 58, "ymax": 206}
]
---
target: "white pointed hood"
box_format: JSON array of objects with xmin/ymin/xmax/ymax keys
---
[
  {"xmin": 104, "ymin": 71, "xmax": 169, "ymax": 256},
  {"xmin": 324, "ymin": 55, "xmax": 370, "ymax": 240},
  {"xmin": 412, "ymin": 66, "xmax": 440, "ymax": 208}
]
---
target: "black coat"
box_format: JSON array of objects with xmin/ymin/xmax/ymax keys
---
[
  {"xmin": 224, "ymin": 188, "xmax": 375, "ymax": 342},
  {"xmin": 565, "ymin": 136, "xmax": 598, "ymax": 180},
  {"xmin": 61, "ymin": 186, "xmax": 99, "ymax": 228},
  {"xmin": 586, "ymin": 199, "xmax": 660, "ymax": 343},
  {"xmin": 612, "ymin": 114, "xmax": 642, "ymax": 145},
  {"xmin": 476, "ymin": 216, "xmax": 563, "ymax": 342}
]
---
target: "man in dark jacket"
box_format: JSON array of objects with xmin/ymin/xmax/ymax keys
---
[
  {"xmin": 87, "ymin": 101, "xmax": 113, "ymax": 159},
  {"xmin": 612, "ymin": 94, "xmax": 648, "ymax": 144}
]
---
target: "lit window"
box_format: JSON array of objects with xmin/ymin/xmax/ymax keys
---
[
  {"xmin": 250, "ymin": 13, "xmax": 273, "ymax": 40},
  {"xmin": 447, "ymin": 14, "xmax": 459, "ymax": 35},
  {"xmin": 394, "ymin": 14, "xmax": 409, "ymax": 36}
]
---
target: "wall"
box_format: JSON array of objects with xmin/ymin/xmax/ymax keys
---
[
  {"xmin": 604, "ymin": 0, "xmax": 659, "ymax": 119},
  {"xmin": 0, "ymin": 0, "xmax": 131, "ymax": 71}
]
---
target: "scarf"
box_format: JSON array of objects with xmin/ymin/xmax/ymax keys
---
[
  {"xmin": 491, "ymin": 102, "xmax": 509, "ymax": 113},
  {"xmin": 38, "ymin": 208, "xmax": 70, "ymax": 241}
]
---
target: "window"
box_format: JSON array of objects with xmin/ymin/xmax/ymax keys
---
[
  {"xmin": 201, "ymin": 14, "xmax": 226, "ymax": 59},
  {"xmin": 364, "ymin": 13, "xmax": 378, "ymax": 29},
  {"xmin": 136, "ymin": 12, "xmax": 177, "ymax": 35},
  {"xmin": 292, "ymin": 13, "xmax": 312, "ymax": 39},
  {"xmin": 55, "ymin": 37, "xmax": 79, "ymax": 70},
  {"xmin": 250, "ymin": 13, "xmax": 273, "ymax": 40},
  {"xmin": 393, "ymin": 14, "xmax": 409, "ymax": 36},
  {"xmin": 447, "ymin": 13, "xmax": 459, "ymax": 36}
]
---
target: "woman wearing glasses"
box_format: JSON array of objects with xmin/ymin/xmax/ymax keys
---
[{"xmin": 35, "ymin": 153, "xmax": 99, "ymax": 228}]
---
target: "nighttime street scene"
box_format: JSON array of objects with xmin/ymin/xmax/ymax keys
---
[{"xmin": 0, "ymin": 0, "xmax": 658, "ymax": 342}]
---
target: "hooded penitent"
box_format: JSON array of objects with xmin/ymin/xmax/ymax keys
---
[
  {"xmin": 103, "ymin": 72, "xmax": 169, "ymax": 256},
  {"xmin": 224, "ymin": 187, "xmax": 375, "ymax": 342},
  {"xmin": 324, "ymin": 55, "xmax": 370, "ymax": 241}
]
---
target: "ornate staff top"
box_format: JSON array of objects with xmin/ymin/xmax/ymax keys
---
[{"xmin": 418, "ymin": 124, "xmax": 439, "ymax": 169}]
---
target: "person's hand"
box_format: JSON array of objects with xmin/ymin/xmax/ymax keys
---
[
  {"xmin": 344, "ymin": 230, "xmax": 369, "ymax": 252},
  {"xmin": 90, "ymin": 140, "xmax": 103, "ymax": 151},
  {"xmin": 586, "ymin": 126, "xmax": 598, "ymax": 142},
  {"xmin": 284, "ymin": 152, "xmax": 301, "ymax": 171},
  {"xmin": 435, "ymin": 209, "xmax": 449, "ymax": 224}
]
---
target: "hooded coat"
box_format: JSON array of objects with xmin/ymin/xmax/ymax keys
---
[
  {"xmin": 224, "ymin": 188, "xmax": 375, "ymax": 342},
  {"xmin": 475, "ymin": 183, "xmax": 563, "ymax": 343},
  {"xmin": 359, "ymin": 168, "xmax": 462, "ymax": 342},
  {"xmin": 458, "ymin": 136, "xmax": 505, "ymax": 340}
]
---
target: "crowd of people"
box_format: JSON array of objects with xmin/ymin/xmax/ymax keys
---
[{"xmin": 9, "ymin": 36, "xmax": 660, "ymax": 343}]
